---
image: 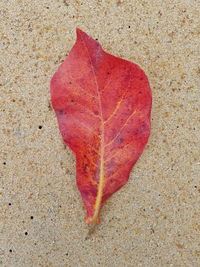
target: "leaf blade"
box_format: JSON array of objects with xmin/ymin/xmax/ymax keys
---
[{"xmin": 51, "ymin": 28, "xmax": 152, "ymax": 223}]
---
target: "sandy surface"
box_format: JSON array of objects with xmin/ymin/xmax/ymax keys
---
[{"xmin": 0, "ymin": 0, "xmax": 199, "ymax": 266}]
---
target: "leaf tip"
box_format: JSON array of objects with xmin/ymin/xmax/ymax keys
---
[
  {"xmin": 76, "ymin": 28, "xmax": 86, "ymax": 39},
  {"xmin": 75, "ymin": 28, "xmax": 99, "ymax": 47}
]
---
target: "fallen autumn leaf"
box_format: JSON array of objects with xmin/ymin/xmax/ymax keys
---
[{"xmin": 51, "ymin": 28, "xmax": 152, "ymax": 224}]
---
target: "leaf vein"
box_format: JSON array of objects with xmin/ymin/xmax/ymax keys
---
[
  {"xmin": 105, "ymin": 110, "xmax": 137, "ymax": 147},
  {"xmin": 71, "ymin": 101, "xmax": 101, "ymax": 119}
]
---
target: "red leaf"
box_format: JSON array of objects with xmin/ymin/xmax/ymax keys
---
[{"xmin": 51, "ymin": 29, "xmax": 152, "ymax": 224}]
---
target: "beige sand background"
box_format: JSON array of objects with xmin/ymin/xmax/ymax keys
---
[{"xmin": 0, "ymin": 0, "xmax": 199, "ymax": 266}]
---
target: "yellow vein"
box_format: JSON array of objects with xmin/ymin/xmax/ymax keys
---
[
  {"xmin": 80, "ymin": 36, "xmax": 105, "ymax": 223},
  {"xmin": 103, "ymin": 69, "xmax": 132, "ymax": 124},
  {"xmin": 71, "ymin": 101, "xmax": 101, "ymax": 119},
  {"xmin": 103, "ymin": 99, "xmax": 122, "ymax": 124},
  {"xmin": 103, "ymin": 90, "xmax": 127, "ymax": 124},
  {"xmin": 105, "ymin": 110, "xmax": 138, "ymax": 148},
  {"xmin": 73, "ymin": 119, "xmax": 96, "ymax": 134},
  {"xmin": 74, "ymin": 83, "xmax": 98, "ymax": 100},
  {"xmin": 104, "ymin": 143, "xmax": 130, "ymax": 163},
  {"xmin": 87, "ymin": 145, "xmax": 100, "ymax": 155},
  {"xmin": 68, "ymin": 74, "xmax": 98, "ymax": 100}
]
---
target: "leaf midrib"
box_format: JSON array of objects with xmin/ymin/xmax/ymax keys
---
[{"xmin": 80, "ymin": 35, "xmax": 105, "ymax": 223}]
